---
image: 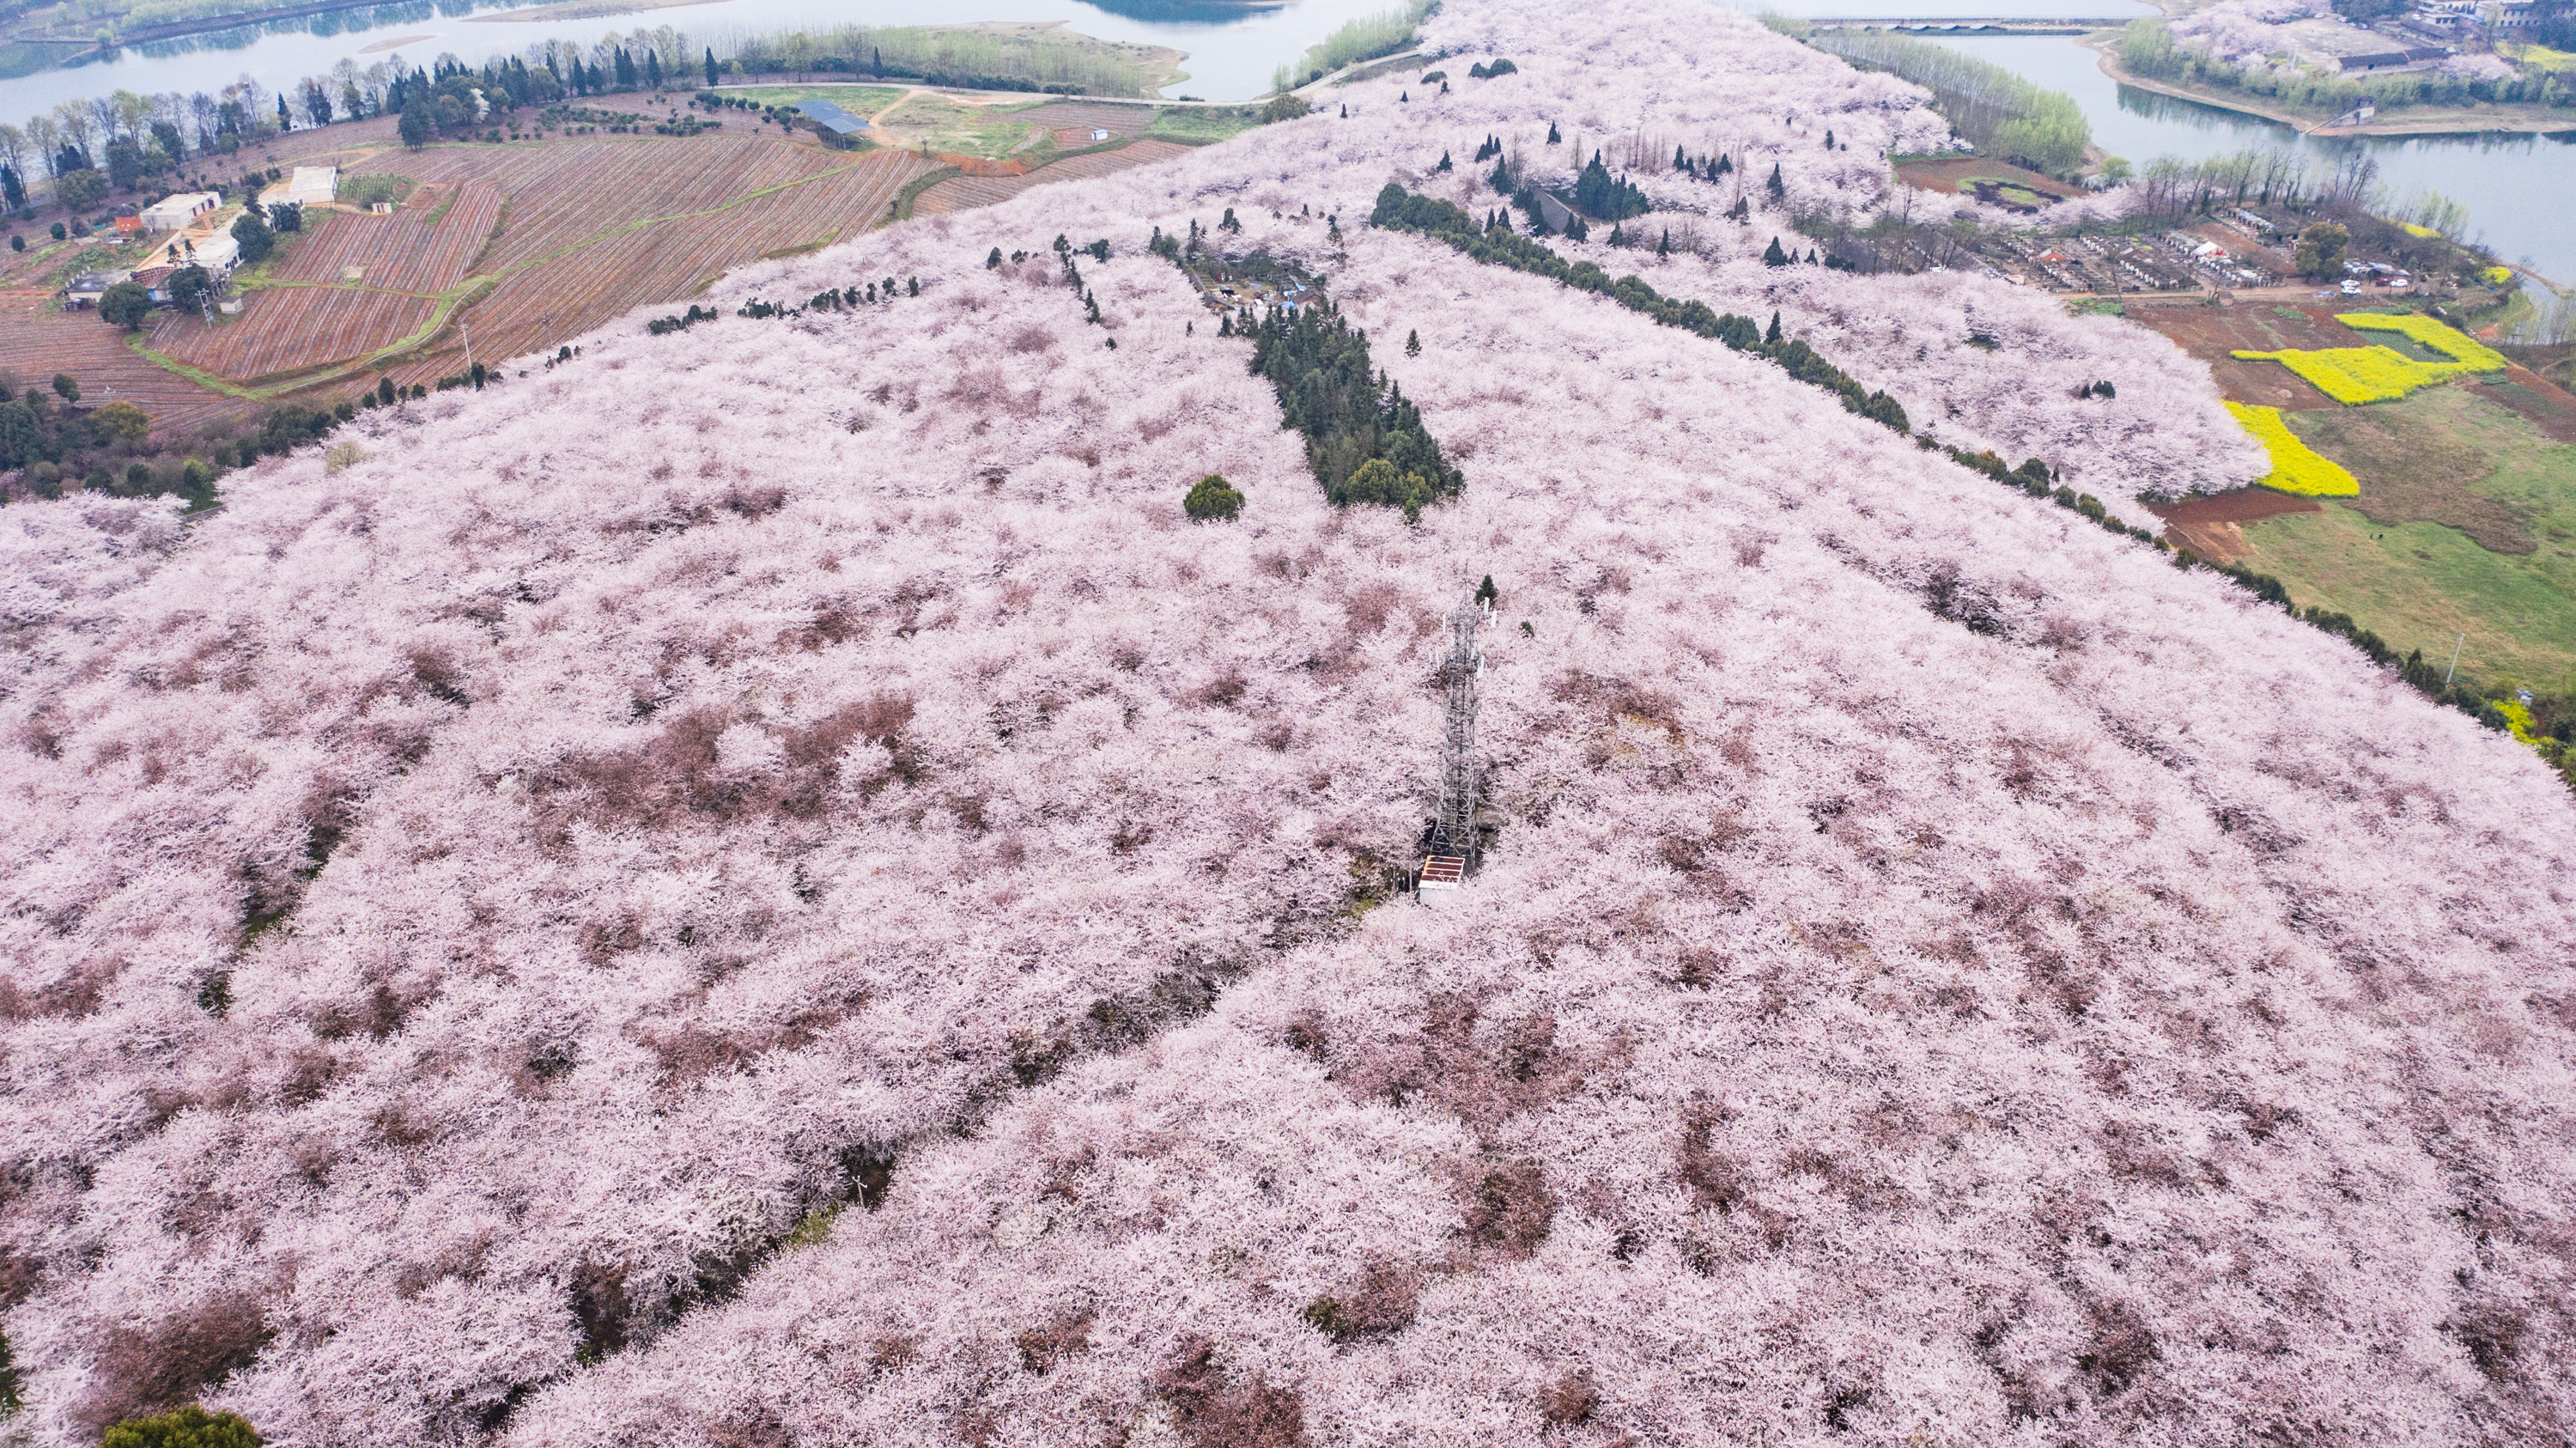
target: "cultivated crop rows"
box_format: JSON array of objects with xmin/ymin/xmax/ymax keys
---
[
  {"xmin": 280, "ymin": 181, "xmax": 504, "ymax": 294},
  {"xmin": 156, "ymin": 288, "xmax": 437, "ymax": 382},
  {"xmin": 913, "ymin": 139, "xmax": 1192, "ymax": 215},
  {"xmin": 390, "ymin": 137, "xmax": 846, "ymax": 271},
  {"xmin": 398, "ymin": 150, "xmax": 933, "ymax": 380},
  {"xmin": 0, "ymin": 293, "xmax": 241, "ymax": 434}
]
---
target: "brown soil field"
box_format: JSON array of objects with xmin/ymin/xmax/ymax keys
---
[
  {"xmin": 154, "ymin": 288, "xmax": 439, "ymax": 383},
  {"xmin": 277, "ymin": 181, "xmax": 503, "ymax": 292},
  {"xmin": 437, "ymin": 151, "xmax": 932, "ymax": 376},
  {"xmin": 2127, "ymin": 300, "xmax": 2359, "ymax": 409},
  {"xmin": 0, "ymin": 290, "xmax": 243, "ymax": 437},
  {"xmin": 1891, "ymin": 155, "xmax": 2083, "ymax": 201},
  {"xmin": 2478, "ymin": 367, "xmax": 2576, "ymax": 443},
  {"xmin": 0, "ymin": 108, "xmax": 1194, "ymax": 423},
  {"xmin": 2148, "ymin": 486, "xmax": 2321, "ymax": 561},
  {"xmin": 912, "ymin": 138, "xmax": 1191, "ymax": 216}
]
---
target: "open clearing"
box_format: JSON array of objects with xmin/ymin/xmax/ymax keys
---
[
  {"xmin": 2145, "ymin": 298, "xmax": 2576, "ymax": 684},
  {"xmin": 2243, "ymin": 384, "xmax": 2576, "ymax": 683}
]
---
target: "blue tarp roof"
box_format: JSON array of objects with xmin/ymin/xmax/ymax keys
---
[{"xmin": 794, "ymin": 100, "xmax": 870, "ymax": 135}]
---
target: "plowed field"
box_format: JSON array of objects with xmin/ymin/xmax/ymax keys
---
[
  {"xmin": 0, "ymin": 291, "xmax": 242, "ymax": 435},
  {"xmin": 154, "ymin": 288, "xmax": 438, "ymax": 382},
  {"xmin": 913, "ymin": 139, "xmax": 1191, "ymax": 215},
  {"xmin": 392, "ymin": 137, "xmax": 848, "ymax": 271},
  {"xmin": 377, "ymin": 147, "xmax": 932, "ymax": 385},
  {"xmin": 280, "ymin": 181, "xmax": 502, "ymax": 292}
]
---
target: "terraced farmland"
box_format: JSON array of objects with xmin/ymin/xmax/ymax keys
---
[
  {"xmin": 913, "ymin": 138, "xmax": 1192, "ymax": 215},
  {"xmin": 385, "ymin": 147, "xmax": 933, "ymax": 384},
  {"xmin": 154, "ymin": 288, "xmax": 440, "ymax": 383},
  {"xmin": 279, "ymin": 181, "xmax": 502, "ymax": 293},
  {"xmin": 0, "ymin": 290, "xmax": 242, "ymax": 435},
  {"xmin": 392, "ymin": 137, "xmax": 848, "ymax": 271}
]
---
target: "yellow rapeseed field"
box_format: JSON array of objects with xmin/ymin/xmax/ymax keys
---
[
  {"xmin": 2224, "ymin": 400, "xmax": 2359, "ymax": 496},
  {"xmin": 2230, "ymin": 312, "xmax": 2506, "ymax": 405}
]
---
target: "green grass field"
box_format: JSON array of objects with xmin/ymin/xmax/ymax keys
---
[{"xmin": 2236, "ymin": 383, "xmax": 2576, "ymax": 687}]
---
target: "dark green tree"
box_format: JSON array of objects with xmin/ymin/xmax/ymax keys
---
[
  {"xmin": 1183, "ymin": 473, "xmax": 1244, "ymax": 521},
  {"xmin": 52, "ymin": 373, "xmax": 78, "ymax": 404},
  {"xmin": 99, "ymin": 279, "xmax": 151, "ymax": 328},
  {"xmin": 1765, "ymin": 162, "xmax": 1785, "ymax": 201},
  {"xmin": 1571, "ymin": 154, "xmax": 1647, "ymax": 220},
  {"xmin": 1474, "ymin": 575, "xmax": 1498, "ymax": 605},
  {"xmin": 1248, "ymin": 298, "xmax": 1461, "ymax": 520},
  {"xmin": 1762, "ymin": 235, "xmax": 1789, "ymax": 267},
  {"xmin": 57, "ymin": 167, "xmax": 106, "ymax": 209},
  {"xmin": 706, "ymin": 47, "xmax": 720, "ymax": 86},
  {"xmin": 1405, "ymin": 328, "xmax": 1420, "ymax": 356},
  {"xmin": 101, "ymin": 1404, "xmax": 262, "ymax": 1448},
  {"xmin": 398, "ymin": 95, "xmax": 433, "ymax": 147},
  {"xmin": 230, "ymin": 207, "xmax": 275, "ymax": 264},
  {"xmin": 1765, "ymin": 310, "xmax": 1783, "ymax": 344},
  {"xmin": 167, "ymin": 264, "xmax": 214, "ymax": 313}
]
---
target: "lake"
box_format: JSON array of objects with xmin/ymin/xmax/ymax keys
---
[
  {"xmin": 1922, "ymin": 33, "xmax": 2576, "ymax": 285},
  {"xmin": 0, "ymin": 0, "xmax": 1407, "ymax": 117}
]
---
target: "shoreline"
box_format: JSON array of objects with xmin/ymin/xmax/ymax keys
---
[{"xmin": 2081, "ymin": 34, "xmax": 2576, "ymax": 138}]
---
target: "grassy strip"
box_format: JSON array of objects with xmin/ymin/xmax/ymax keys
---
[
  {"xmin": 890, "ymin": 164, "xmax": 964, "ymax": 222},
  {"xmin": 2225, "ymin": 400, "xmax": 2359, "ymax": 496},
  {"xmin": 1369, "ymin": 184, "xmax": 1910, "ymax": 435}
]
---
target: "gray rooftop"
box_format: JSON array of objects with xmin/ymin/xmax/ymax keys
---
[{"xmin": 794, "ymin": 100, "xmax": 870, "ymax": 136}]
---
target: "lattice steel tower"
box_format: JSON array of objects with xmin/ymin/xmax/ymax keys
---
[{"xmin": 1430, "ymin": 593, "xmax": 1486, "ymax": 867}]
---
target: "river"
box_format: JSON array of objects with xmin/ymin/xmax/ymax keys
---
[
  {"xmin": 0, "ymin": 0, "xmax": 1406, "ymax": 116},
  {"xmin": 1915, "ymin": 33, "xmax": 2576, "ymax": 284}
]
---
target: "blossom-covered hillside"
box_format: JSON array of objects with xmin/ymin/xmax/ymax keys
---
[{"xmin": 3, "ymin": 3, "xmax": 2570, "ymax": 1446}]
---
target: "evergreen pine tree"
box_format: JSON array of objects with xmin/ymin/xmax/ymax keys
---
[
  {"xmin": 1765, "ymin": 310, "xmax": 1783, "ymax": 344},
  {"xmin": 1547, "ymin": 121, "xmax": 1561, "ymax": 143},
  {"xmin": 1806, "ymin": 248, "xmax": 1818, "ymax": 265},
  {"xmin": 1766, "ymin": 163, "xmax": 1785, "ymax": 201},
  {"xmin": 1763, "ymin": 235, "xmax": 1789, "ymax": 267},
  {"xmin": 1674, "ymin": 143, "xmax": 1686, "ymax": 169},
  {"xmin": 1406, "ymin": 329, "xmax": 1421, "ymax": 356},
  {"xmin": 1717, "ymin": 153, "xmax": 1733, "ymax": 175},
  {"xmin": 1475, "ymin": 575, "xmax": 1498, "ymax": 605},
  {"xmin": 647, "ymin": 49, "xmax": 663, "ymax": 88},
  {"xmin": 705, "ymin": 47, "xmax": 719, "ymax": 87},
  {"xmin": 1607, "ymin": 222, "xmax": 1626, "ymax": 247},
  {"xmin": 1436, "ymin": 150, "xmax": 1452, "ymax": 172},
  {"xmin": 1824, "ymin": 129, "xmax": 1835, "ymax": 149}
]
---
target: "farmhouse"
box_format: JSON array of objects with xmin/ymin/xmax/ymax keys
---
[
  {"xmin": 59, "ymin": 269, "xmax": 131, "ymax": 308},
  {"xmin": 138, "ymin": 192, "xmax": 218, "ymax": 232},
  {"xmin": 793, "ymin": 100, "xmax": 870, "ymax": 149},
  {"xmin": 143, "ymin": 227, "xmax": 240, "ymax": 274},
  {"xmin": 260, "ymin": 167, "xmax": 338, "ymax": 208}
]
